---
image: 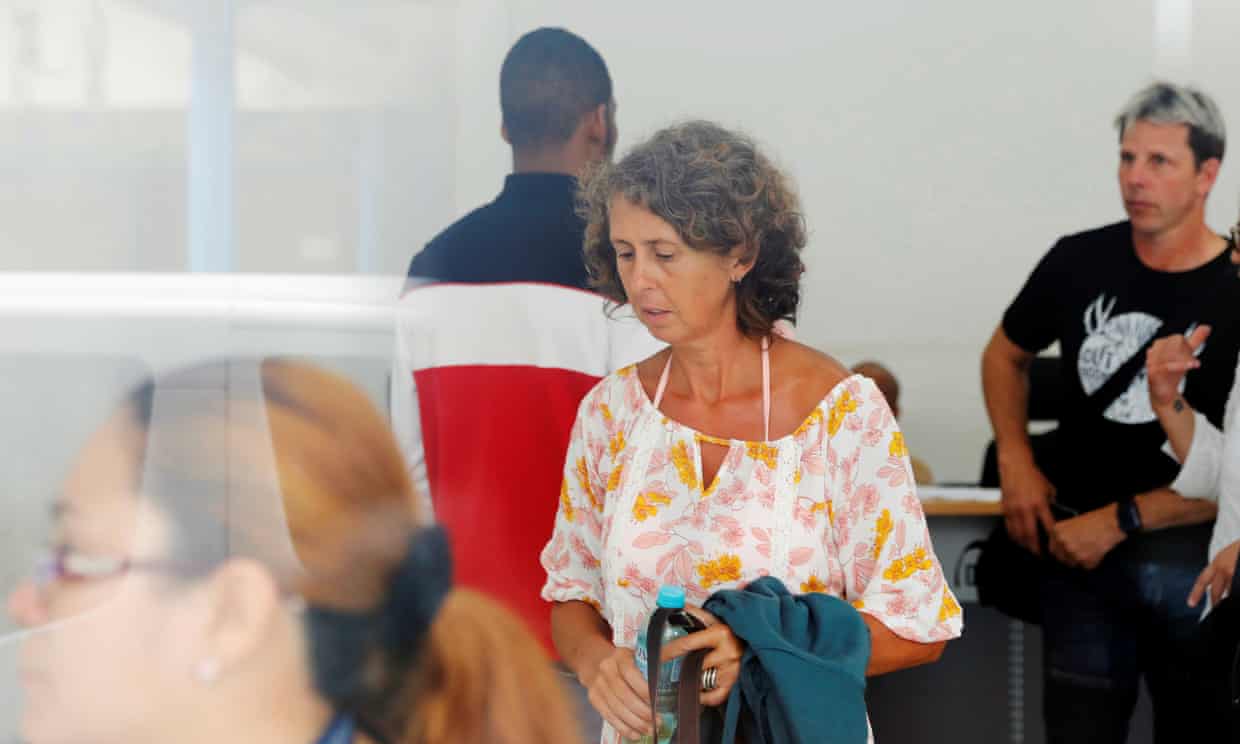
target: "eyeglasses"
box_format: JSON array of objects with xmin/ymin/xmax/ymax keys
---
[
  {"xmin": 31, "ymin": 544, "xmax": 195, "ymax": 589},
  {"xmin": 25, "ymin": 545, "xmax": 309, "ymax": 614}
]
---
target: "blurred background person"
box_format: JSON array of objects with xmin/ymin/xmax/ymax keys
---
[
  {"xmin": 392, "ymin": 27, "xmax": 651, "ymax": 741},
  {"xmin": 852, "ymin": 360, "xmax": 935, "ymax": 485},
  {"xmin": 404, "ymin": 25, "xmax": 616, "ymax": 287},
  {"xmin": 1145, "ymin": 216, "xmax": 1240, "ymax": 738},
  {"xmin": 982, "ymin": 82, "xmax": 1234, "ymax": 743},
  {"xmin": 6, "ymin": 358, "xmax": 581, "ymax": 744}
]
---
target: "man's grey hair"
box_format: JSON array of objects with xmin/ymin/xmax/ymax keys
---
[{"xmin": 1114, "ymin": 82, "xmax": 1226, "ymax": 166}]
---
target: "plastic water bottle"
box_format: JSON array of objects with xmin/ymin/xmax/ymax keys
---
[{"xmin": 632, "ymin": 585, "xmax": 691, "ymax": 744}]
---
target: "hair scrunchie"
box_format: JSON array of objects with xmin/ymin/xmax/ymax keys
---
[{"xmin": 305, "ymin": 525, "xmax": 454, "ymax": 710}]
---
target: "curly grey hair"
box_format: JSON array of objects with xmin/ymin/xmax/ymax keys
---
[{"xmin": 579, "ymin": 120, "xmax": 806, "ymax": 337}]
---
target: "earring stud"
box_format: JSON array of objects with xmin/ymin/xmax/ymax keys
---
[{"xmin": 195, "ymin": 658, "xmax": 220, "ymax": 684}]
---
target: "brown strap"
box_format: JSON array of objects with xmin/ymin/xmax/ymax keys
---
[
  {"xmin": 676, "ymin": 646, "xmax": 708, "ymax": 743},
  {"xmin": 643, "ymin": 608, "xmax": 708, "ymax": 743}
]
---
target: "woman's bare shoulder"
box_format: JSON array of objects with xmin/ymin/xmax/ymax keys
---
[{"xmin": 773, "ymin": 339, "xmax": 853, "ymax": 404}]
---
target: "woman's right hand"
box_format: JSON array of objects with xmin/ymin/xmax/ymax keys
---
[
  {"xmin": 1146, "ymin": 326, "xmax": 1210, "ymax": 410},
  {"xmin": 583, "ymin": 646, "xmax": 654, "ymax": 741},
  {"xmin": 1188, "ymin": 539, "xmax": 1240, "ymax": 609}
]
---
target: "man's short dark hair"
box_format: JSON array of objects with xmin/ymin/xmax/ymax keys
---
[{"xmin": 500, "ymin": 28, "xmax": 612, "ymax": 151}]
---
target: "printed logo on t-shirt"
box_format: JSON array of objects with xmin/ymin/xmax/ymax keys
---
[{"xmin": 1078, "ymin": 294, "xmax": 1197, "ymax": 425}]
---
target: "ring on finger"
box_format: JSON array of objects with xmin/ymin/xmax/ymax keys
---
[{"xmin": 701, "ymin": 667, "xmax": 719, "ymax": 692}]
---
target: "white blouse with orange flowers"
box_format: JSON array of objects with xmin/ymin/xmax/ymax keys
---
[
  {"xmin": 541, "ymin": 365, "xmax": 962, "ymax": 742},
  {"xmin": 542, "ymin": 363, "xmax": 961, "ymax": 638}
]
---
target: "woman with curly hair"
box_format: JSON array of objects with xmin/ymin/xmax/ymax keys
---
[{"xmin": 540, "ymin": 121, "xmax": 962, "ymax": 743}]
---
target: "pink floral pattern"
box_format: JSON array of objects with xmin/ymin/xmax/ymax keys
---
[{"xmin": 540, "ymin": 370, "xmax": 963, "ymax": 743}]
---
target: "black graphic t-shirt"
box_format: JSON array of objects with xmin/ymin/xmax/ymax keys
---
[{"xmin": 1003, "ymin": 221, "xmax": 1240, "ymax": 511}]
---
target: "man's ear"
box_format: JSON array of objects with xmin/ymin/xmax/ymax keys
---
[
  {"xmin": 584, "ymin": 103, "xmax": 608, "ymax": 146},
  {"xmin": 501, "ymin": 122, "xmax": 512, "ymax": 145},
  {"xmin": 1197, "ymin": 157, "xmax": 1221, "ymax": 198}
]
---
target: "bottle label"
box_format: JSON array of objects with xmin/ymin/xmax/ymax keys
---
[
  {"xmin": 634, "ymin": 629, "xmax": 683, "ymax": 683},
  {"xmin": 666, "ymin": 657, "xmax": 682, "ymax": 684}
]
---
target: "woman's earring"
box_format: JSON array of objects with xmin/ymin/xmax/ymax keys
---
[{"xmin": 195, "ymin": 658, "xmax": 220, "ymax": 685}]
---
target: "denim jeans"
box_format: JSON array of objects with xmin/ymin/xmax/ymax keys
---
[{"xmin": 1040, "ymin": 523, "xmax": 1222, "ymax": 743}]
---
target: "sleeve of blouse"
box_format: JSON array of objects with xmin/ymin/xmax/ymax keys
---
[
  {"xmin": 540, "ymin": 387, "xmax": 609, "ymax": 608},
  {"xmin": 1166, "ymin": 411, "xmax": 1225, "ymax": 502},
  {"xmin": 1212, "ymin": 489, "xmax": 1240, "ymax": 562},
  {"xmin": 828, "ymin": 377, "xmax": 963, "ymax": 643}
]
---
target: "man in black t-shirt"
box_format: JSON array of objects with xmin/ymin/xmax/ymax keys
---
[{"xmin": 982, "ymin": 82, "xmax": 1234, "ymax": 743}]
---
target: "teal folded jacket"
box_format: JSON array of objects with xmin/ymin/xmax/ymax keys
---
[{"xmin": 702, "ymin": 576, "xmax": 871, "ymax": 744}]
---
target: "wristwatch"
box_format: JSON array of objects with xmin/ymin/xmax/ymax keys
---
[{"xmin": 1116, "ymin": 497, "xmax": 1143, "ymax": 536}]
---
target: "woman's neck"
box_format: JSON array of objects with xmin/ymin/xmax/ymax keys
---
[
  {"xmin": 668, "ymin": 325, "xmax": 763, "ymax": 406},
  {"xmin": 169, "ymin": 688, "xmax": 336, "ymax": 744}
]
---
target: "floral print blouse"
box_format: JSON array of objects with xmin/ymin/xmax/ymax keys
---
[{"xmin": 541, "ymin": 366, "xmax": 962, "ymax": 741}]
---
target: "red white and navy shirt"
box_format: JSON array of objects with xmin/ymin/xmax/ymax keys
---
[{"xmin": 393, "ymin": 173, "xmax": 659, "ymax": 654}]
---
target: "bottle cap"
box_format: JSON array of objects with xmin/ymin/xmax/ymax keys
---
[{"xmin": 655, "ymin": 585, "xmax": 686, "ymax": 609}]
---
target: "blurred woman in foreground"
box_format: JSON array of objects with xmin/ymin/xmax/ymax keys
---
[{"xmin": 7, "ymin": 358, "xmax": 580, "ymax": 744}]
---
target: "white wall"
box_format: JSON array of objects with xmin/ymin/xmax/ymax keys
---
[
  {"xmin": 446, "ymin": 0, "xmax": 1240, "ymax": 481},
  {"xmin": 3, "ymin": 1, "xmax": 1240, "ymax": 481}
]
